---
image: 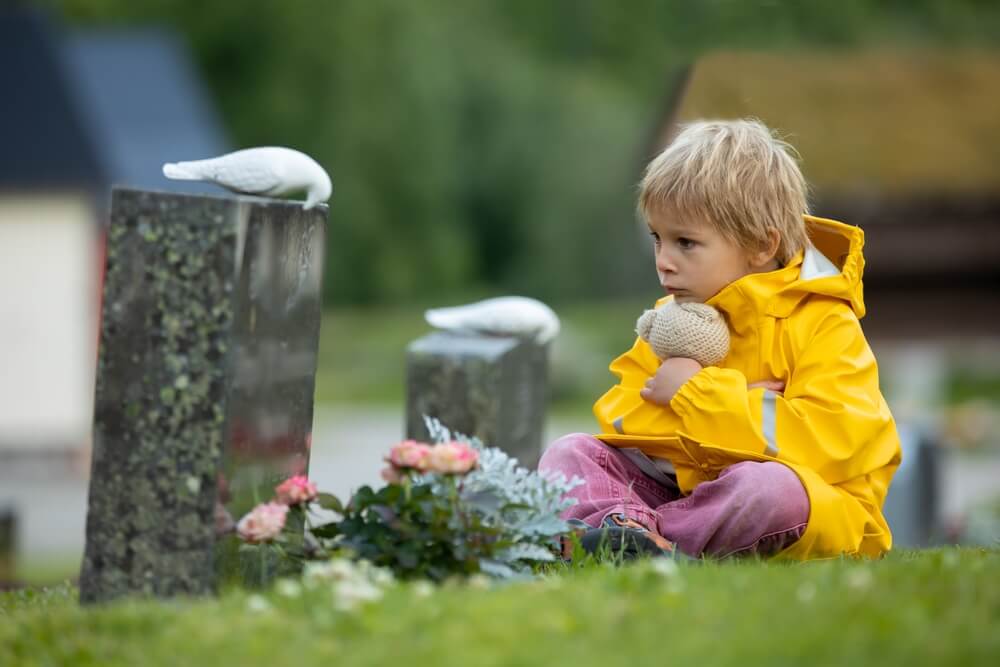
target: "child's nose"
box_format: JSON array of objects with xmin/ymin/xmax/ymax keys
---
[{"xmin": 656, "ymin": 247, "xmax": 677, "ymax": 273}]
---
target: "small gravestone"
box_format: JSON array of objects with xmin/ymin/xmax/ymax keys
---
[
  {"xmin": 406, "ymin": 332, "xmax": 549, "ymax": 466},
  {"xmin": 79, "ymin": 188, "xmax": 326, "ymax": 603},
  {"xmin": 0, "ymin": 506, "xmax": 15, "ymax": 583},
  {"xmin": 883, "ymin": 425, "xmax": 941, "ymax": 547}
]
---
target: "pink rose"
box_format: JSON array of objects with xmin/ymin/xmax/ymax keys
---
[
  {"xmin": 275, "ymin": 475, "xmax": 318, "ymax": 505},
  {"xmin": 237, "ymin": 502, "xmax": 289, "ymax": 543},
  {"xmin": 428, "ymin": 441, "xmax": 479, "ymax": 474},
  {"xmin": 380, "ymin": 465, "xmax": 403, "ymax": 484},
  {"xmin": 386, "ymin": 440, "xmax": 433, "ymax": 470}
]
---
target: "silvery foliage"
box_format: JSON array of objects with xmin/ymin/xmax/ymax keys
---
[{"xmin": 421, "ymin": 416, "xmax": 583, "ymax": 577}]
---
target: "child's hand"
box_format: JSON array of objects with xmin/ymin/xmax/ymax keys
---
[{"xmin": 640, "ymin": 357, "xmax": 702, "ymax": 405}]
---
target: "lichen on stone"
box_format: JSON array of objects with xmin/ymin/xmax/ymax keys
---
[{"xmin": 81, "ymin": 189, "xmax": 326, "ymax": 603}]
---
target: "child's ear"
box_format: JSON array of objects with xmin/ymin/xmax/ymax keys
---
[{"xmin": 750, "ymin": 228, "xmax": 781, "ymax": 268}]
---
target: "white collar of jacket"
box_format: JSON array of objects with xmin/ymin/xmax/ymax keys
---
[{"xmin": 706, "ymin": 215, "xmax": 867, "ymax": 324}]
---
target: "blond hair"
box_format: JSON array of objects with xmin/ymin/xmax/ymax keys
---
[{"xmin": 638, "ymin": 119, "xmax": 809, "ymax": 265}]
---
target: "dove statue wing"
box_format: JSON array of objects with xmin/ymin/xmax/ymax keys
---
[
  {"xmin": 162, "ymin": 147, "xmax": 332, "ymax": 209},
  {"xmin": 163, "ymin": 150, "xmax": 284, "ymax": 195},
  {"xmin": 204, "ymin": 157, "xmax": 285, "ymax": 195}
]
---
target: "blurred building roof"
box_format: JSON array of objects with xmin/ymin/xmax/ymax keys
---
[
  {"xmin": 0, "ymin": 9, "xmax": 102, "ymax": 190},
  {"xmin": 668, "ymin": 50, "xmax": 1000, "ymax": 195},
  {"xmin": 0, "ymin": 7, "xmax": 227, "ymax": 198}
]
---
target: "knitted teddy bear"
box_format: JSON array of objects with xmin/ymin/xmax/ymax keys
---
[{"xmin": 635, "ymin": 301, "xmax": 730, "ymax": 366}]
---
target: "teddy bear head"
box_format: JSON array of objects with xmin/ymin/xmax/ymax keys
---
[{"xmin": 635, "ymin": 301, "xmax": 730, "ymax": 366}]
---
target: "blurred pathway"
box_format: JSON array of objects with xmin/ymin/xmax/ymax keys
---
[
  {"xmin": 2, "ymin": 405, "xmax": 997, "ymax": 575},
  {"xmin": 0, "ymin": 405, "xmax": 595, "ymax": 573},
  {"xmin": 308, "ymin": 406, "xmax": 595, "ymax": 503}
]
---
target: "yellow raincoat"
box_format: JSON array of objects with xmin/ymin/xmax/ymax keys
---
[{"xmin": 593, "ymin": 215, "xmax": 901, "ymax": 559}]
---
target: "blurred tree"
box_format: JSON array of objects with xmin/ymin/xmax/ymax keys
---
[{"xmin": 53, "ymin": 0, "xmax": 1000, "ymax": 305}]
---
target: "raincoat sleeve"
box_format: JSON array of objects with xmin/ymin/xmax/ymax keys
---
[
  {"xmin": 669, "ymin": 307, "xmax": 897, "ymax": 484},
  {"xmin": 593, "ymin": 336, "xmax": 678, "ymax": 436}
]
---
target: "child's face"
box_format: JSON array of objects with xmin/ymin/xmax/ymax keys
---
[{"xmin": 647, "ymin": 210, "xmax": 770, "ymax": 303}]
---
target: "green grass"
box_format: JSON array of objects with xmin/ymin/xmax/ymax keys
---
[
  {"xmin": 2, "ymin": 549, "xmax": 998, "ymax": 666},
  {"xmin": 12, "ymin": 555, "xmax": 82, "ymax": 587}
]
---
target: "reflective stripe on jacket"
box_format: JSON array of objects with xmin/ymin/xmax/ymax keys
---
[{"xmin": 593, "ymin": 215, "xmax": 901, "ymax": 559}]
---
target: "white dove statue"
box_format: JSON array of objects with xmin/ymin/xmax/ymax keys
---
[
  {"xmin": 424, "ymin": 296, "xmax": 560, "ymax": 344},
  {"xmin": 162, "ymin": 146, "xmax": 332, "ymax": 210}
]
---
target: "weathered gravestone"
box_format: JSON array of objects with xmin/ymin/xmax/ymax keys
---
[
  {"xmin": 882, "ymin": 425, "xmax": 941, "ymax": 547},
  {"xmin": 405, "ymin": 333, "xmax": 549, "ymax": 467},
  {"xmin": 0, "ymin": 506, "xmax": 15, "ymax": 584},
  {"xmin": 79, "ymin": 188, "xmax": 326, "ymax": 603}
]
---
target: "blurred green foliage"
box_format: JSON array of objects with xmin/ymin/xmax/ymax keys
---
[
  {"xmin": 54, "ymin": 0, "xmax": 1000, "ymax": 305},
  {"xmin": 312, "ymin": 300, "xmax": 652, "ymax": 411}
]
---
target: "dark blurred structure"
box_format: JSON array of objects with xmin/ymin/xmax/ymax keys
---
[
  {"xmin": 0, "ymin": 507, "xmax": 15, "ymax": 584},
  {"xmin": 882, "ymin": 426, "xmax": 941, "ymax": 547},
  {"xmin": 0, "ymin": 6, "xmax": 228, "ymax": 461},
  {"xmin": 0, "ymin": 6, "xmax": 228, "ymax": 203},
  {"xmin": 0, "ymin": 9, "xmax": 101, "ymax": 195},
  {"xmin": 822, "ymin": 197, "xmax": 1000, "ymax": 341}
]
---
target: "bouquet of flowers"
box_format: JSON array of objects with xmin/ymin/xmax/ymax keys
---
[{"xmin": 235, "ymin": 417, "xmax": 582, "ymax": 581}]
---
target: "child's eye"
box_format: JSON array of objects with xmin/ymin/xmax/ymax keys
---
[
  {"xmin": 677, "ymin": 237, "xmax": 696, "ymax": 250},
  {"xmin": 649, "ymin": 232, "xmax": 661, "ymax": 245}
]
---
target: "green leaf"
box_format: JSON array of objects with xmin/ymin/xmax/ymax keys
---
[
  {"xmin": 496, "ymin": 543, "xmax": 557, "ymax": 563},
  {"xmin": 349, "ymin": 486, "xmax": 377, "ymax": 510},
  {"xmin": 316, "ymin": 493, "xmax": 344, "ymax": 513},
  {"xmin": 309, "ymin": 523, "xmax": 339, "ymax": 539},
  {"xmin": 478, "ymin": 559, "xmax": 516, "ymax": 579},
  {"xmin": 375, "ymin": 484, "xmax": 403, "ymax": 503},
  {"xmin": 463, "ymin": 488, "xmax": 504, "ymax": 514}
]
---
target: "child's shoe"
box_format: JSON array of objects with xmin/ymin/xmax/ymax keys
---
[
  {"xmin": 559, "ymin": 518, "xmax": 591, "ymax": 560},
  {"xmin": 580, "ymin": 513, "xmax": 679, "ymax": 559}
]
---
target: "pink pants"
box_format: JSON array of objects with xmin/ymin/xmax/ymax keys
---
[{"xmin": 539, "ymin": 433, "xmax": 810, "ymax": 558}]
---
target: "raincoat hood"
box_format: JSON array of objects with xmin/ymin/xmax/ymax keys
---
[{"xmin": 706, "ymin": 215, "xmax": 867, "ymax": 323}]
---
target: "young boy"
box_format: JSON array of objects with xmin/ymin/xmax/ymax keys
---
[{"xmin": 540, "ymin": 119, "xmax": 901, "ymax": 560}]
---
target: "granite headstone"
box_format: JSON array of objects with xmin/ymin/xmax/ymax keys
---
[
  {"xmin": 405, "ymin": 332, "xmax": 549, "ymax": 467},
  {"xmin": 79, "ymin": 188, "xmax": 326, "ymax": 603},
  {"xmin": 0, "ymin": 506, "xmax": 15, "ymax": 583}
]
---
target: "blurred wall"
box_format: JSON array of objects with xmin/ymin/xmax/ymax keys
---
[{"xmin": 0, "ymin": 194, "xmax": 98, "ymax": 451}]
